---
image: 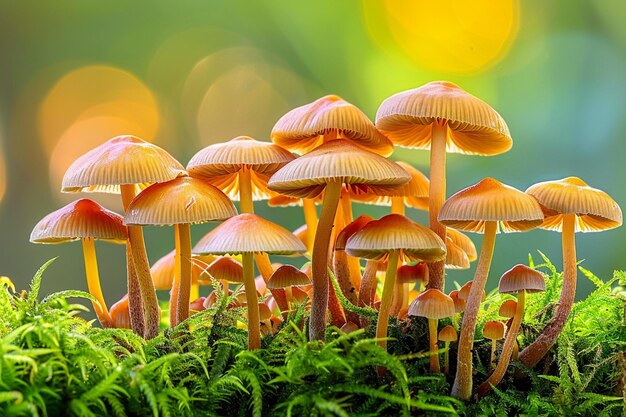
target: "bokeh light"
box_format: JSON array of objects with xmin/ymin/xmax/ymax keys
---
[{"xmin": 363, "ymin": 0, "xmax": 520, "ymax": 74}]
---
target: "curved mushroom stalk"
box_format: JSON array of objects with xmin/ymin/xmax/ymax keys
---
[{"xmin": 81, "ymin": 238, "xmax": 112, "ymax": 327}]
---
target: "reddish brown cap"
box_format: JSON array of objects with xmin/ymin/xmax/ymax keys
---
[
  {"xmin": 498, "ymin": 264, "xmax": 546, "ymax": 294},
  {"xmin": 439, "ymin": 178, "xmax": 544, "ymax": 233},
  {"xmin": 345, "ymin": 214, "xmax": 446, "ymax": 263},
  {"xmin": 527, "ymin": 177, "xmax": 622, "ymax": 233},
  {"xmin": 267, "ymin": 139, "xmax": 410, "ymax": 199},
  {"xmin": 271, "ymin": 95, "xmax": 394, "ymax": 156},
  {"xmin": 482, "ymin": 320, "xmax": 506, "ymax": 340},
  {"xmin": 62, "ymin": 135, "xmax": 186, "ymax": 193},
  {"xmin": 31, "ymin": 199, "xmax": 127, "ymax": 244},
  {"xmin": 408, "ymin": 288, "xmax": 455, "ymax": 319},
  {"xmin": 376, "ymin": 81, "xmax": 512, "ymax": 156}
]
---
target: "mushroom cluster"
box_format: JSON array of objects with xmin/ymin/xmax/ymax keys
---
[{"xmin": 31, "ymin": 81, "xmax": 622, "ymax": 400}]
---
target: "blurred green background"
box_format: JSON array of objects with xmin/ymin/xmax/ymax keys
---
[{"xmin": 1, "ymin": 0, "xmax": 625, "ymax": 320}]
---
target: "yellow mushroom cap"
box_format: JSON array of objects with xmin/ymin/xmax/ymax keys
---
[
  {"xmin": 445, "ymin": 238, "xmax": 470, "ymax": 270},
  {"xmin": 438, "ymin": 325, "xmax": 458, "ymax": 342},
  {"xmin": 193, "ymin": 213, "xmax": 307, "ymax": 256},
  {"xmin": 482, "ymin": 320, "xmax": 507, "ymax": 340},
  {"xmin": 335, "ymin": 215, "xmax": 374, "ymax": 251},
  {"xmin": 446, "ymin": 228, "xmax": 477, "ymax": 262},
  {"xmin": 397, "ymin": 262, "xmax": 429, "ymax": 285},
  {"xmin": 375, "ymin": 81, "xmax": 512, "ymax": 156},
  {"xmin": 526, "ymin": 177, "xmax": 622, "ymax": 233},
  {"xmin": 345, "ymin": 214, "xmax": 446, "ymax": 262},
  {"xmin": 62, "ymin": 135, "xmax": 186, "ymax": 193},
  {"xmin": 267, "ymin": 139, "xmax": 411, "ymax": 199},
  {"xmin": 150, "ymin": 250, "xmax": 213, "ymax": 290},
  {"xmin": 267, "ymin": 265, "xmax": 311, "ymax": 289},
  {"xmin": 408, "ymin": 288, "xmax": 456, "ymax": 319},
  {"xmin": 439, "ymin": 178, "xmax": 544, "ymax": 233},
  {"xmin": 499, "ymin": 299, "xmax": 518, "ymax": 319},
  {"xmin": 271, "ymin": 94, "xmax": 394, "ymax": 156},
  {"xmin": 206, "ymin": 256, "xmax": 244, "ymax": 283},
  {"xmin": 499, "ymin": 264, "xmax": 546, "ymax": 294},
  {"xmin": 351, "ymin": 161, "xmax": 430, "ymax": 211},
  {"xmin": 125, "ymin": 176, "xmax": 237, "ymax": 226},
  {"xmin": 30, "ymin": 199, "xmax": 127, "ymax": 244}
]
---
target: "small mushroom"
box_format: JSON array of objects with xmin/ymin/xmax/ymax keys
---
[
  {"xmin": 438, "ymin": 325, "xmax": 458, "ymax": 375},
  {"xmin": 482, "ymin": 320, "xmax": 506, "ymax": 371},
  {"xmin": 193, "ymin": 213, "xmax": 306, "ymax": 350},
  {"xmin": 109, "ymin": 294, "xmax": 131, "ymax": 329},
  {"xmin": 206, "ymin": 256, "xmax": 245, "ymax": 294},
  {"xmin": 409, "ymin": 289, "xmax": 455, "ymax": 373},
  {"xmin": 267, "ymin": 265, "xmax": 311, "ymax": 306},
  {"xmin": 395, "ymin": 262, "xmax": 428, "ymax": 319}
]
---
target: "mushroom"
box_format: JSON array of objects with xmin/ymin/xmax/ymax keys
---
[
  {"xmin": 151, "ymin": 250, "xmax": 215, "ymax": 301},
  {"xmin": 125, "ymin": 176, "xmax": 236, "ymax": 327},
  {"xmin": 482, "ymin": 320, "xmax": 507, "ymax": 371},
  {"xmin": 267, "ymin": 265, "xmax": 311, "ymax": 307},
  {"xmin": 62, "ymin": 135, "xmax": 186, "ymax": 338},
  {"xmin": 109, "ymin": 294, "xmax": 131, "ymax": 329},
  {"xmin": 477, "ymin": 264, "xmax": 545, "ymax": 398},
  {"xmin": 518, "ymin": 177, "xmax": 622, "ymax": 368},
  {"xmin": 30, "ymin": 199, "xmax": 127, "ymax": 327},
  {"xmin": 394, "ymin": 262, "xmax": 428, "ymax": 319},
  {"xmin": 447, "ymin": 228, "xmax": 478, "ymax": 263},
  {"xmin": 206, "ymin": 256, "xmax": 245, "ymax": 293},
  {"xmin": 269, "ymin": 139, "xmax": 410, "ymax": 341},
  {"xmin": 438, "ymin": 177, "xmax": 544, "ymax": 400},
  {"xmin": 187, "ymin": 136, "xmax": 296, "ymax": 313},
  {"xmin": 346, "ymin": 214, "xmax": 446, "ymax": 354},
  {"xmin": 438, "ymin": 325, "xmax": 458, "ymax": 375},
  {"xmin": 376, "ymin": 81, "xmax": 512, "ymax": 291},
  {"xmin": 409, "ymin": 289, "xmax": 455, "ymax": 373},
  {"xmin": 193, "ymin": 213, "xmax": 306, "ymax": 349},
  {"xmin": 499, "ymin": 299, "xmax": 518, "ymax": 329}
]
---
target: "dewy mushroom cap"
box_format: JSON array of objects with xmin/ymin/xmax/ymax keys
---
[
  {"xmin": 267, "ymin": 139, "xmax": 411, "ymax": 199},
  {"xmin": 62, "ymin": 135, "xmax": 186, "ymax": 193},
  {"xmin": 375, "ymin": 81, "xmax": 512, "ymax": 156},
  {"xmin": 271, "ymin": 95, "xmax": 394, "ymax": 156},
  {"xmin": 345, "ymin": 214, "xmax": 446, "ymax": 262},
  {"xmin": 124, "ymin": 176, "xmax": 237, "ymax": 226},
  {"xmin": 30, "ymin": 199, "xmax": 127, "ymax": 244},
  {"xmin": 438, "ymin": 177, "xmax": 544, "ymax": 233},
  {"xmin": 498, "ymin": 264, "xmax": 546, "ymax": 294},
  {"xmin": 193, "ymin": 213, "xmax": 307, "ymax": 256},
  {"xmin": 526, "ymin": 177, "xmax": 622, "ymax": 233}
]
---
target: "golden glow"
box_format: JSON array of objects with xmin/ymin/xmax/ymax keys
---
[
  {"xmin": 363, "ymin": 0, "xmax": 519, "ymax": 74},
  {"xmin": 39, "ymin": 65, "xmax": 160, "ymax": 155}
]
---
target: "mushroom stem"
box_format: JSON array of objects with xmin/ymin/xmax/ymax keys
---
[
  {"xmin": 390, "ymin": 279, "xmax": 404, "ymax": 318},
  {"xmin": 81, "ymin": 237, "xmax": 112, "ymax": 327},
  {"xmin": 391, "ymin": 196, "xmax": 405, "ymax": 216},
  {"xmin": 170, "ymin": 225, "xmax": 181, "ymax": 327},
  {"xmin": 452, "ymin": 220, "xmax": 497, "ymax": 400},
  {"xmin": 518, "ymin": 214, "xmax": 576, "ymax": 368},
  {"xmin": 359, "ymin": 260, "xmax": 379, "ymax": 328},
  {"xmin": 489, "ymin": 339, "xmax": 497, "ymax": 371},
  {"xmin": 302, "ymin": 198, "xmax": 318, "ymax": 253},
  {"xmin": 477, "ymin": 290, "xmax": 526, "ymax": 398},
  {"xmin": 340, "ymin": 188, "xmax": 353, "ymax": 229},
  {"xmin": 239, "ymin": 167, "xmax": 254, "ymax": 214},
  {"xmin": 176, "ymin": 223, "xmax": 192, "ymax": 325},
  {"xmin": 310, "ymin": 180, "xmax": 343, "ymax": 341},
  {"xmin": 332, "ymin": 249, "xmax": 360, "ymax": 324},
  {"xmin": 190, "ymin": 281, "xmax": 199, "ymax": 302},
  {"xmin": 125, "ymin": 245, "xmax": 145, "ymax": 335},
  {"xmin": 254, "ymin": 254, "xmax": 289, "ymax": 314},
  {"xmin": 121, "ymin": 184, "xmax": 161, "ymax": 339},
  {"xmin": 427, "ymin": 122, "xmax": 447, "ymax": 291},
  {"xmin": 443, "ymin": 341, "xmax": 451, "ymax": 375},
  {"xmin": 376, "ymin": 250, "xmax": 400, "ymax": 351},
  {"xmin": 242, "ymin": 252, "xmax": 261, "ymax": 350},
  {"xmin": 428, "ymin": 318, "xmax": 440, "ymax": 373}
]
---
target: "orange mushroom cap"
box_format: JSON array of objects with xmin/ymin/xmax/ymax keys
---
[
  {"xmin": 438, "ymin": 325, "xmax": 458, "ymax": 342},
  {"xmin": 193, "ymin": 213, "xmax": 307, "ymax": 256},
  {"xmin": 124, "ymin": 176, "xmax": 237, "ymax": 226},
  {"xmin": 438, "ymin": 177, "xmax": 544, "ymax": 233},
  {"xmin": 397, "ymin": 262, "xmax": 429, "ymax": 285},
  {"xmin": 449, "ymin": 290, "xmax": 466, "ymax": 313},
  {"xmin": 62, "ymin": 135, "xmax": 186, "ymax": 194},
  {"xmin": 267, "ymin": 265, "xmax": 311, "ymax": 289},
  {"xmin": 482, "ymin": 320, "xmax": 507, "ymax": 340},
  {"xmin": 109, "ymin": 294, "xmax": 131, "ymax": 329},
  {"xmin": 446, "ymin": 228, "xmax": 477, "ymax": 262},
  {"xmin": 408, "ymin": 288, "xmax": 456, "ymax": 319},
  {"xmin": 267, "ymin": 139, "xmax": 410, "ymax": 199},
  {"xmin": 375, "ymin": 81, "xmax": 512, "ymax": 156},
  {"xmin": 334, "ymin": 215, "xmax": 374, "ymax": 251},
  {"xmin": 206, "ymin": 256, "xmax": 245, "ymax": 284},
  {"xmin": 458, "ymin": 281, "xmax": 486, "ymax": 302},
  {"xmin": 498, "ymin": 264, "xmax": 546, "ymax": 294},
  {"xmin": 498, "ymin": 299, "xmax": 518, "ymax": 319},
  {"xmin": 345, "ymin": 214, "xmax": 446, "ymax": 263},
  {"xmin": 526, "ymin": 177, "xmax": 622, "ymax": 233},
  {"xmin": 444, "ymin": 237, "xmax": 470, "ymax": 270},
  {"xmin": 271, "ymin": 94, "xmax": 394, "ymax": 156},
  {"xmin": 150, "ymin": 250, "xmax": 214, "ymax": 290},
  {"xmin": 30, "ymin": 199, "xmax": 127, "ymax": 244}
]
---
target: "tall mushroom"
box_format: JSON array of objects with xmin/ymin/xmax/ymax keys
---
[
  {"xmin": 62, "ymin": 135, "xmax": 186, "ymax": 338},
  {"xmin": 30, "ymin": 199, "xmax": 127, "ymax": 327},
  {"xmin": 269, "ymin": 140, "xmax": 410, "ymax": 341},
  {"xmin": 125, "ymin": 176, "xmax": 237, "ymax": 327},
  {"xmin": 438, "ymin": 177, "xmax": 544, "ymax": 400},
  {"xmin": 345, "ymin": 214, "xmax": 446, "ymax": 353},
  {"xmin": 376, "ymin": 81, "xmax": 512, "ymax": 291},
  {"xmin": 193, "ymin": 213, "xmax": 306, "ymax": 349},
  {"xmin": 477, "ymin": 264, "xmax": 545, "ymax": 398},
  {"xmin": 518, "ymin": 177, "xmax": 622, "ymax": 368}
]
